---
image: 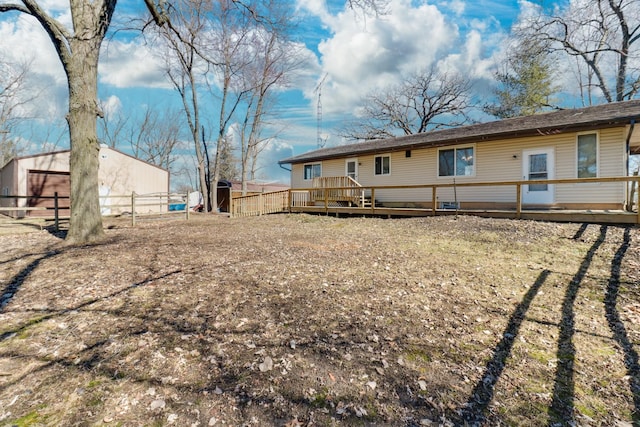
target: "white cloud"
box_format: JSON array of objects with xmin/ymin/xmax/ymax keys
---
[
  {"xmin": 313, "ymin": 0, "xmax": 458, "ymax": 114},
  {"xmin": 255, "ymin": 139, "xmax": 295, "ymax": 184},
  {"xmin": 0, "ymin": 16, "xmax": 65, "ymax": 83},
  {"xmin": 443, "ymin": 0, "xmax": 466, "ymax": 16},
  {"xmin": 100, "ymin": 95, "xmax": 122, "ymax": 118},
  {"xmin": 99, "ymin": 40, "xmax": 169, "ymax": 89}
]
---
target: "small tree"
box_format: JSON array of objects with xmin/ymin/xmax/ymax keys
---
[
  {"xmin": 341, "ymin": 66, "xmax": 472, "ymax": 140},
  {"xmin": 484, "ymin": 38, "xmax": 559, "ymax": 119},
  {"xmin": 216, "ymin": 134, "xmax": 238, "ymax": 181}
]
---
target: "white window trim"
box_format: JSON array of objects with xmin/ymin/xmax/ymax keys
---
[
  {"xmin": 576, "ymin": 131, "xmax": 599, "ymax": 178},
  {"xmin": 303, "ymin": 163, "xmax": 322, "ymax": 181},
  {"xmin": 374, "ymin": 155, "xmax": 391, "ymax": 176},
  {"xmin": 437, "ymin": 144, "xmax": 476, "ymax": 178}
]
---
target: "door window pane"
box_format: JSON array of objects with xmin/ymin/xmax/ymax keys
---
[
  {"xmin": 347, "ymin": 161, "xmax": 356, "ymax": 179},
  {"xmin": 577, "ymin": 134, "xmax": 597, "ymax": 178},
  {"xmin": 529, "ymin": 154, "xmax": 548, "ymax": 191}
]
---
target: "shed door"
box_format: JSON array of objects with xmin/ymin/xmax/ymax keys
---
[
  {"xmin": 27, "ymin": 170, "xmax": 71, "ymax": 217},
  {"xmin": 522, "ymin": 149, "xmax": 554, "ymax": 205},
  {"xmin": 346, "ymin": 158, "xmax": 358, "ymax": 181}
]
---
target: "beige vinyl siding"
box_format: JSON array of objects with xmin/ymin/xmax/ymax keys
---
[
  {"xmin": 556, "ymin": 128, "xmax": 625, "ymax": 204},
  {"xmin": 289, "ymin": 126, "xmax": 629, "ymax": 207}
]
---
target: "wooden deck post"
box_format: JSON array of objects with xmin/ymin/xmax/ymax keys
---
[
  {"xmin": 324, "ymin": 188, "xmax": 329, "ymax": 214},
  {"xmin": 516, "ymin": 184, "xmax": 522, "ymax": 219},
  {"xmin": 54, "ymin": 192, "xmax": 59, "ymax": 232},
  {"xmin": 371, "ymin": 188, "xmax": 375, "ymax": 214},
  {"xmin": 432, "ymin": 186, "xmax": 437, "ymax": 216}
]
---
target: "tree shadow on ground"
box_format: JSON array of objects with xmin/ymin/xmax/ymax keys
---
[
  {"xmin": 458, "ymin": 269, "xmax": 551, "ymax": 425},
  {"xmin": 0, "ymin": 249, "xmax": 60, "ymax": 313},
  {"xmin": 458, "ymin": 224, "xmax": 609, "ymax": 426},
  {"xmin": 571, "ymin": 223, "xmax": 589, "ymax": 240},
  {"xmin": 0, "ymin": 265, "xmax": 185, "ymax": 343},
  {"xmin": 604, "ymin": 227, "xmax": 640, "ymax": 423},
  {"xmin": 548, "ymin": 225, "xmax": 607, "ymax": 426}
]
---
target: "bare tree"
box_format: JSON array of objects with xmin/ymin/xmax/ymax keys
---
[
  {"xmin": 129, "ymin": 107, "xmax": 182, "ymax": 171},
  {"xmin": 0, "ymin": 58, "xmax": 32, "ymax": 166},
  {"xmin": 341, "ymin": 66, "xmax": 472, "ymax": 140},
  {"xmin": 152, "ymin": 0, "xmax": 213, "ymax": 210},
  {"xmin": 204, "ymin": 0, "xmax": 255, "ymax": 210},
  {"xmin": 0, "ymin": 0, "xmax": 167, "ymax": 243},
  {"xmin": 98, "ymin": 109, "xmax": 128, "ymax": 149},
  {"xmin": 236, "ymin": 1, "xmax": 301, "ymax": 193},
  {"xmin": 154, "ymin": 0, "xmax": 261, "ymax": 211},
  {"xmin": 521, "ymin": 0, "xmax": 640, "ymax": 104}
]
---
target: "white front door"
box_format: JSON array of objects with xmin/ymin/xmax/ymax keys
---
[
  {"xmin": 522, "ymin": 148, "xmax": 554, "ymax": 205},
  {"xmin": 346, "ymin": 158, "xmax": 358, "ymax": 181}
]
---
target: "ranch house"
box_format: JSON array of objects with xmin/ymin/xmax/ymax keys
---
[{"xmin": 278, "ymin": 100, "xmax": 640, "ymax": 222}]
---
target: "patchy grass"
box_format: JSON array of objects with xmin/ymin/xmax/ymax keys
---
[{"xmin": 0, "ymin": 214, "xmax": 639, "ymax": 426}]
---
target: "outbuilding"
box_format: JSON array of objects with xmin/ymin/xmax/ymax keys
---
[{"xmin": 0, "ymin": 145, "xmax": 169, "ymax": 217}]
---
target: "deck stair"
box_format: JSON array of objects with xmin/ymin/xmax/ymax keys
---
[{"xmin": 311, "ymin": 176, "xmax": 365, "ymax": 206}]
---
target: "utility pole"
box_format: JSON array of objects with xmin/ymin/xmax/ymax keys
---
[{"xmin": 313, "ymin": 73, "xmax": 328, "ymax": 149}]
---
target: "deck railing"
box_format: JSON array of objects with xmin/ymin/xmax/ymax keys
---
[
  {"xmin": 311, "ymin": 176, "xmax": 363, "ymax": 206},
  {"xmin": 231, "ymin": 190, "xmax": 289, "ymax": 217},
  {"xmin": 286, "ymin": 175, "xmax": 640, "ymax": 224}
]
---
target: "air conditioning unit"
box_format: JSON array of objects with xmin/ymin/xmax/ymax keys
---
[{"xmin": 439, "ymin": 201, "xmax": 460, "ymax": 210}]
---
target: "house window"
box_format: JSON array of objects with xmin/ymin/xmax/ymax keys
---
[
  {"xmin": 577, "ymin": 133, "xmax": 598, "ymax": 178},
  {"xmin": 303, "ymin": 163, "xmax": 321, "ymax": 180},
  {"xmin": 438, "ymin": 146, "xmax": 474, "ymax": 177},
  {"xmin": 374, "ymin": 155, "xmax": 390, "ymax": 175}
]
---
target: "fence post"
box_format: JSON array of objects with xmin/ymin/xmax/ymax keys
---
[
  {"xmin": 131, "ymin": 192, "xmax": 136, "ymax": 227},
  {"xmin": 432, "ymin": 186, "xmax": 437, "ymax": 216},
  {"xmin": 516, "ymin": 184, "xmax": 522, "ymax": 220},
  {"xmin": 186, "ymin": 191, "xmax": 190, "ymax": 221},
  {"xmin": 54, "ymin": 192, "xmax": 59, "ymax": 232},
  {"xmin": 259, "ymin": 193, "xmax": 263, "ymax": 216}
]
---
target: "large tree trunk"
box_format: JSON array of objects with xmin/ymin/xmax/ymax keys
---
[{"xmin": 65, "ymin": 38, "xmax": 105, "ymax": 243}]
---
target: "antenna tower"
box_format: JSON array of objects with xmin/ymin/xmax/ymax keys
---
[{"xmin": 314, "ymin": 73, "xmax": 328, "ymax": 148}]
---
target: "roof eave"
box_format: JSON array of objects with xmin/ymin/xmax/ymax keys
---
[{"xmin": 281, "ymin": 117, "xmax": 637, "ymax": 165}]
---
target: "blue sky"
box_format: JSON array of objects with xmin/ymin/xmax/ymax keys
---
[{"xmin": 0, "ymin": 0, "xmax": 529, "ymax": 187}]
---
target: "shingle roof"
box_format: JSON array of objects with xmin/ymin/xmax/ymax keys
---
[{"xmin": 279, "ymin": 100, "xmax": 640, "ymax": 164}]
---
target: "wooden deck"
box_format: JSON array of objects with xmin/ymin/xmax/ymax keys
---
[
  {"xmin": 289, "ymin": 205, "xmax": 639, "ymax": 225},
  {"xmin": 228, "ymin": 175, "xmax": 640, "ymax": 225}
]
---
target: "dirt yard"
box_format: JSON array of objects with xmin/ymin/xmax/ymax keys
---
[{"xmin": 0, "ymin": 213, "xmax": 639, "ymax": 426}]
